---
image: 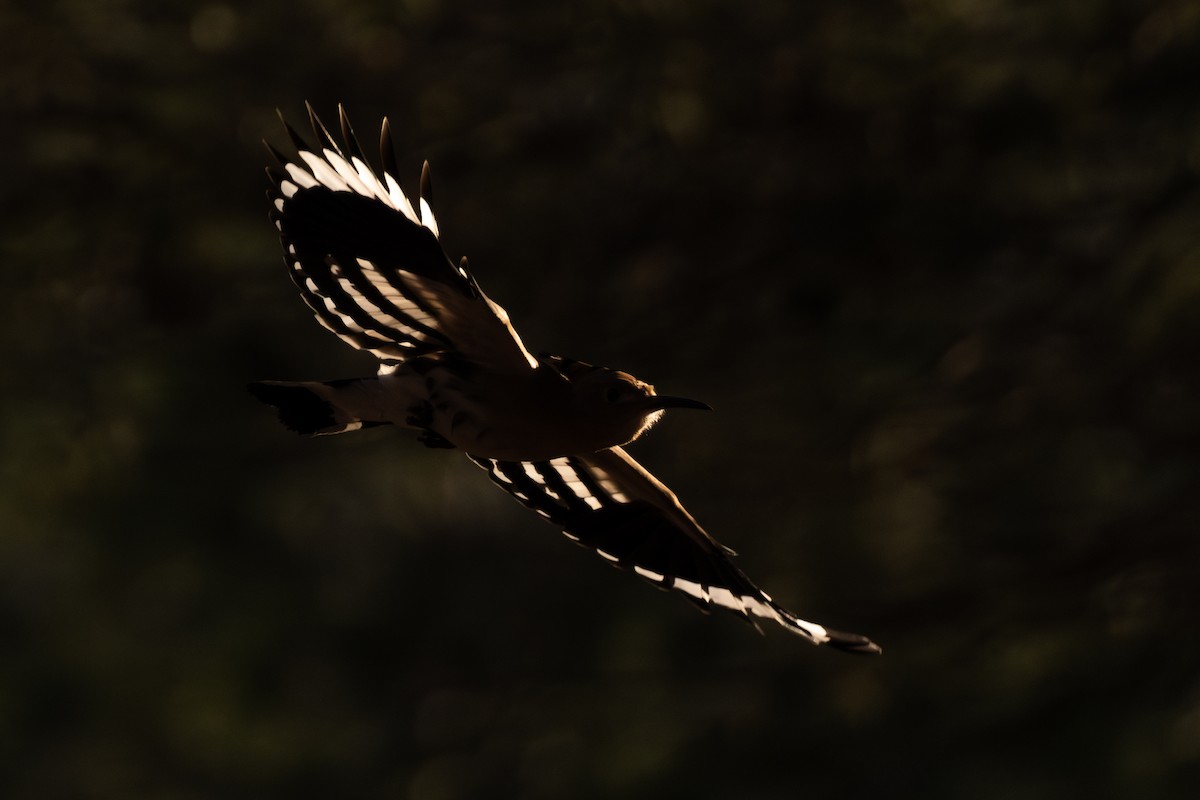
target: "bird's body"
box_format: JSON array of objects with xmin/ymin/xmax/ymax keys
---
[
  {"xmin": 252, "ymin": 355, "xmax": 690, "ymax": 462},
  {"xmin": 251, "ymin": 104, "xmax": 881, "ymax": 654}
]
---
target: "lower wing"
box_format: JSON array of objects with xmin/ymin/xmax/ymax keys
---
[{"xmin": 469, "ymin": 446, "xmax": 880, "ymax": 654}]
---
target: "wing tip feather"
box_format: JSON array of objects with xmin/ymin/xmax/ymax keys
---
[{"xmin": 823, "ymin": 628, "xmax": 884, "ymax": 655}]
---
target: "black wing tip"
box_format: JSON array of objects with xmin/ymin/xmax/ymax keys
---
[
  {"xmin": 419, "ymin": 160, "xmax": 433, "ymax": 204},
  {"xmin": 278, "ymin": 111, "xmax": 311, "ymax": 153},
  {"xmin": 306, "ymin": 102, "xmax": 339, "ymax": 152},
  {"xmin": 263, "ymin": 139, "xmax": 289, "ymax": 168},
  {"xmin": 380, "ymin": 117, "xmax": 400, "ymax": 178},
  {"xmin": 337, "ymin": 103, "xmax": 367, "ymax": 161},
  {"xmin": 824, "ymin": 628, "xmax": 883, "ymax": 655},
  {"xmin": 276, "ymin": 105, "xmax": 425, "ymax": 211}
]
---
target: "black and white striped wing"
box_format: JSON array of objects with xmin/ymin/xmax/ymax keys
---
[
  {"xmin": 266, "ymin": 104, "xmax": 538, "ymax": 373},
  {"xmin": 470, "ymin": 447, "xmax": 881, "ymax": 653}
]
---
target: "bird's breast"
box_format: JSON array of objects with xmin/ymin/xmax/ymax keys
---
[{"xmin": 408, "ymin": 366, "xmax": 613, "ymax": 461}]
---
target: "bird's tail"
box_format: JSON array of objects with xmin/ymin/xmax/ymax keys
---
[{"xmin": 248, "ymin": 379, "xmax": 389, "ymax": 436}]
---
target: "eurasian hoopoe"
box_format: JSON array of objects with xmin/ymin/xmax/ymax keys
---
[{"xmin": 250, "ymin": 103, "xmax": 880, "ymax": 654}]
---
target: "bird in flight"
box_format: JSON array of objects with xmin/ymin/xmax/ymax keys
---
[{"xmin": 250, "ymin": 103, "xmax": 880, "ymax": 654}]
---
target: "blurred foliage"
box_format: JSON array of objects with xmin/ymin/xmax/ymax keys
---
[{"xmin": 2, "ymin": 0, "xmax": 1200, "ymax": 797}]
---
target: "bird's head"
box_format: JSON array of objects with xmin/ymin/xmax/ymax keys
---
[{"xmin": 572, "ymin": 367, "xmax": 711, "ymax": 446}]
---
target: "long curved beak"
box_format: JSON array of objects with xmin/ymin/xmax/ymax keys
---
[{"xmin": 647, "ymin": 395, "xmax": 713, "ymax": 411}]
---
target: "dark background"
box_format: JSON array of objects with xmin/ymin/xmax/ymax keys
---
[{"xmin": 3, "ymin": 1, "xmax": 1199, "ymax": 797}]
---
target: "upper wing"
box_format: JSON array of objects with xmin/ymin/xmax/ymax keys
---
[
  {"xmin": 469, "ymin": 446, "xmax": 881, "ymax": 653},
  {"xmin": 265, "ymin": 103, "xmax": 538, "ymax": 372}
]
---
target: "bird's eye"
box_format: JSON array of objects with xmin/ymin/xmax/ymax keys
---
[{"xmin": 605, "ymin": 386, "xmax": 621, "ymax": 403}]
